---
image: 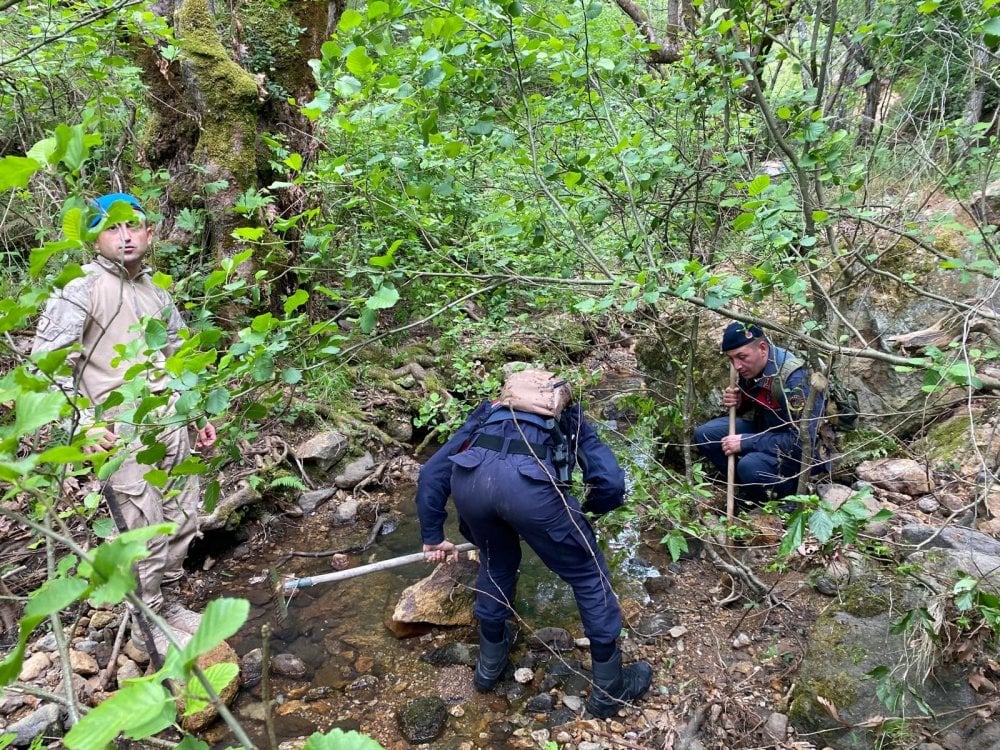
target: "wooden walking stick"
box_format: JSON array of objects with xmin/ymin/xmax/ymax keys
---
[{"xmin": 726, "ymin": 365, "xmax": 738, "ymax": 521}]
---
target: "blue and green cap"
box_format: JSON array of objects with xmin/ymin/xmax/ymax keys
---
[{"xmin": 88, "ymin": 192, "xmax": 145, "ymax": 229}]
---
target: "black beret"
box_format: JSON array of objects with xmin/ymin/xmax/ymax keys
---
[{"xmin": 720, "ymin": 322, "xmax": 765, "ymax": 352}]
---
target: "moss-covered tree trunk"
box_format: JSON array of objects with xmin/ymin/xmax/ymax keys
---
[{"xmin": 134, "ymin": 0, "xmax": 344, "ymax": 323}]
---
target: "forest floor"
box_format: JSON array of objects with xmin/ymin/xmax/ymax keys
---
[{"xmin": 183, "ymin": 479, "xmax": 835, "ymax": 750}]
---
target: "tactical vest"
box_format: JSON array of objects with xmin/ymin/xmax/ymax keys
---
[
  {"xmin": 470, "ymin": 407, "xmax": 573, "ymax": 482},
  {"xmin": 768, "ymin": 347, "xmax": 807, "ymax": 416}
]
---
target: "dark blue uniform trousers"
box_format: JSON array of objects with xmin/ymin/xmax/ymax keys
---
[
  {"xmin": 449, "ymin": 449, "xmax": 623, "ymax": 644},
  {"xmin": 693, "ymin": 417, "xmax": 799, "ymax": 502}
]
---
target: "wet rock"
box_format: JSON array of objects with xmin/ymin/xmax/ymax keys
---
[
  {"xmin": 271, "ymin": 653, "xmax": 309, "ymax": 679},
  {"xmin": 179, "ymin": 641, "xmax": 241, "ymax": 734},
  {"xmin": 531, "ymin": 728, "xmax": 550, "ymax": 745},
  {"xmin": 334, "ymin": 452, "xmax": 376, "ymax": 490},
  {"xmin": 899, "ymin": 524, "xmax": 1000, "ymax": 557},
  {"xmin": 238, "ymin": 701, "xmax": 271, "ymax": 722},
  {"xmin": 547, "ymin": 658, "xmax": 583, "ymax": 677},
  {"xmin": 88, "ymin": 610, "xmax": 119, "ymax": 630},
  {"xmin": 0, "ymin": 693, "xmax": 34, "ymax": 716},
  {"xmin": 548, "ymin": 706, "xmax": 577, "ymax": 727},
  {"xmin": 73, "ymin": 638, "xmax": 99, "ymax": 654},
  {"xmin": 33, "ymin": 633, "xmax": 58, "ymax": 652},
  {"xmin": 333, "ymin": 496, "xmax": 359, "ymax": 525},
  {"xmin": 864, "ymin": 520, "xmax": 891, "ymax": 537},
  {"xmin": 293, "ymin": 431, "xmax": 348, "ymax": 471},
  {"xmin": 115, "ymin": 658, "xmax": 143, "ymax": 683},
  {"xmin": 241, "ymin": 648, "xmax": 263, "ymax": 688},
  {"xmin": 908, "ymin": 549, "xmax": 1000, "ymax": 595},
  {"xmin": 917, "ymin": 496, "xmax": 941, "ymax": 513},
  {"xmin": 420, "ymin": 642, "xmax": 476, "ymax": 668},
  {"xmin": 6, "ymin": 703, "xmax": 62, "ymax": 746},
  {"xmin": 384, "ymin": 417, "xmax": 413, "ymax": 442},
  {"xmin": 765, "ymin": 712, "xmax": 788, "ymax": 741},
  {"xmin": 348, "ymin": 675, "xmax": 378, "ymax": 690},
  {"xmin": 397, "ymin": 696, "xmax": 448, "ymax": 744},
  {"xmin": 643, "ymin": 576, "xmax": 674, "ymax": 596},
  {"xmin": 527, "ymin": 627, "xmax": 574, "ymax": 652},
  {"xmin": 525, "ymin": 693, "xmax": 553, "ymax": 712},
  {"xmin": 967, "ymin": 722, "xmax": 1000, "ymax": 750},
  {"xmin": 817, "ymin": 483, "xmax": 855, "ymax": 508},
  {"xmin": 18, "ymin": 652, "xmax": 51, "ymax": 681},
  {"xmin": 503, "ymin": 680, "xmax": 532, "ymax": 701},
  {"xmin": 297, "ymin": 487, "xmax": 336, "ymax": 514},
  {"xmin": 391, "ymin": 556, "xmax": 478, "ymax": 627},
  {"xmin": 634, "ymin": 610, "xmax": 678, "ymax": 636},
  {"xmin": 69, "ymin": 650, "xmax": 99, "ymax": 676},
  {"xmin": 856, "ymin": 458, "xmax": 934, "ymax": 495}
]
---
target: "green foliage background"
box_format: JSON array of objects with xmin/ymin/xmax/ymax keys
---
[{"xmin": 1, "ymin": 0, "xmax": 999, "ymax": 745}]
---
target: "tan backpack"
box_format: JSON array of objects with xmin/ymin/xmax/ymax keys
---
[{"xmin": 498, "ymin": 369, "xmax": 572, "ymax": 418}]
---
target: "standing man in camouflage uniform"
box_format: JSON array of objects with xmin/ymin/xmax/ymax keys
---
[{"xmin": 32, "ymin": 193, "xmax": 215, "ymax": 651}]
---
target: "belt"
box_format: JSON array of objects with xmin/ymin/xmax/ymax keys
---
[{"xmin": 471, "ymin": 433, "xmax": 551, "ymax": 459}]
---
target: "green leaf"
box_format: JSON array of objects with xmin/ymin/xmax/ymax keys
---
[
  {"xmin": 252, "ymin": 352, "xmax": 275, "ymax": 382},
  {"xmin": 205, "ymin": 388, "xmax": 231, "ymax": 415},
  {"xmin": 282, "ymin": 368, "xmax": 303, "ymax": 384},
  {"xmin": 339, "ymin": 8, "xmax": 364, "ymax": 30},
  {"xmin": 777, "ymin": 512, "xmax": 807, "ymax": 557},
  {"xmin": 144, "ymin": 318, "xmax": 168, "ymax": 350},
  {"xmin": 365, "ymin": 284, "xmax": 399, "ymax": 310},
  {"xmin": 29, "ymin": 240, "xmax": 77, "ymax": 278},
  {"xmin": 732, "ymin": 212, "xmax": 755, "ymax": 231},
  {"xmin": 283, "ymin": 289, "xmax": 309, "ymax": 314},
  {"xmin": 983, "ymin": 18, "xmax": 1000, "ymax": 35},
  {"xmin": 13, "ymin": 391, "xmax": 65, "ymax": 438},
  {"xmin": 24, "ymin": 576, "xmax": 90, "ymax": 621},
  {"xmin": 747, "ymin": 174, "xmax": 770, "ymax": 196},
  {"xmin": 136, "ymin": 441, "xmax": 166, "ymax": 466},
  {"xmin": 183, "ymin": 662, "xmax": 240, "ymax": 716},
  {"xmin": 65, "ymin": 680, "xmax": 174, "ymax": 749},
  {"xmin": 0, "ymin": 156, "xmax": 42, "ymax": 190},
  {"xmin": 302, "ymin": 728, "xmax": 387, "ymax": 750},
  {"xmin": 854, "ymin": 70, "xmax": 873, "ymax": 87},
  {"xmin": 585, "ymin": 1, "xmax": 603, "ymax": 19},
  {"xmin": 359, "ymin": 308, "xmax": 378, "ymax": 334},
  {"xmin": 232, "ymin": 227, "xmax": 266, "ymax": 241},
  {"xmin": 807, "ymin": 508, "xmax": 835, "ymax": 543},
  {"xmin": 346, "ymin": 47, "xmax": 374, "ymax": 76},
  {"xmin": 181, "ymin": 598, "xmax": 249, "ymax": 657}
]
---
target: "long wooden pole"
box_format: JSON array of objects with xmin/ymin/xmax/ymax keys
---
[
  {"xmin": 282, "ymin": 543, "xmax": 477, "ymax": 591},
  {"xmin": 726, "ymin": 365, "xmax": 738, "ymax": 521}
]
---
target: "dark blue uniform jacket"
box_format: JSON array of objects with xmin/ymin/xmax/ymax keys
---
[{"xmin": 416, "ymin": 402, "xmax": 626, "ymax": 545}]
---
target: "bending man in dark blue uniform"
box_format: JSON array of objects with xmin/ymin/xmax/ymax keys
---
[
  {"xmin": 415, "ymin": 378, "xmax": 652, "ymax": 719},
  {"xmin": 694, "ymin": 322, "xmax": 826, "ymax": 509}
]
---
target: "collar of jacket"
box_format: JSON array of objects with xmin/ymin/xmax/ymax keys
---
[{"xmin": 91, "ymin": 254, "xmax": 151, "ymax": 280}]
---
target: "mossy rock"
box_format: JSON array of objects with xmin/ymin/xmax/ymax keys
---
[{"xmin": 792, "ymin": 587, "xmax": 976, "ymax": 749}]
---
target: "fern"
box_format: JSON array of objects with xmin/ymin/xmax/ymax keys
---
[{"xmin": 267, "ymin": 474, "xmax": 308, "ymax": 492}]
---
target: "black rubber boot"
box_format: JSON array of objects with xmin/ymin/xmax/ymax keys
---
[
  {"xmin": 586, "ymin": 647, "xmax": 653, "ymax": 718},
  {"xmin": 473, "ymin": 622, "xmax": 514, "ymax": 692}
]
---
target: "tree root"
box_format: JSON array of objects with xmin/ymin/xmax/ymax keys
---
[
  {"xmin": 199, "ymin": 479, "xmax": 262, "ymax": 531},
  {"xmin": 702, "ymin": 533, "xmax": 785, "ymax": 609}
]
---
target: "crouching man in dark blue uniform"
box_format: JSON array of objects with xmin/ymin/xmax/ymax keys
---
[
  {"xmin": 694, "ymin": 322, "xmax": 826, "ymax": 509},
  {"xmin": 415, "ymin": 376, "xmax": 652, "ymax": 718}
]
